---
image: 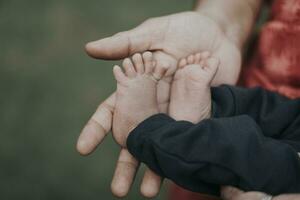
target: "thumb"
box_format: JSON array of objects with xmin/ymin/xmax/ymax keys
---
[
  {"xmin": 85, "ymin": 20, "xmax": 158, "ymax": 60},
  {"xmin": 221, "ymin": 186, "xmax": 244, "ymax": 200}
]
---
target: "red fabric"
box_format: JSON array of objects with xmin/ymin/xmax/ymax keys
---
[
  {"xmin": 169, "ymin": 0, "xmax": 300, "ymax": 199},
  {"xmin": 241, "ymin": 0, "xmax": 300, "ymax": 98}
]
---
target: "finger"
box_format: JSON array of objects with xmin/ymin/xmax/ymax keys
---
[
  {"xmin": 85, "ymin": 21, "xmax": 155, "ymax": 60},
  {"xmin": 221, "ymin": 186, "xmax": 244, "ymax": 200},
  {"xmin": 205, "ymin": 57, "xmax": 220, "ymax": 71},
  {"xmin": 152, "ymin": 51, "xmax": 177, "ymax": 113},
  {"xmin": 111, "ymin": 149, "xmax": 139, "ymax": 197},
  {"xmin": 204, "ymin": 57, "xmax": 220, "ymax": 85},
  {"xmin": 153, "ymin": 61, "xmax": 168, "ymax": 80},
  {"xmin": 140, "ymin": 168, "xmax": 162, "ymax": 198},
  {"xmin": 76, "ymin": 92, "xmax": 116, "ymax": 155},
  {"xmin": 152, "ymin": 51, "xmax": 177, "ymax": 77},
  {"xmin": 156, "ymin": 76, "xmax": 172, "ymax": 113},
  {"xmin": 199, "ymin": 51, "xmax": 211, "ymax": 66}
]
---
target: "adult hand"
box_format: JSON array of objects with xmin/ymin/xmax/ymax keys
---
[
  {"xmin": 221, "ymin": 186, "xmax": 273, "ymax": 200},
  {"xmin": 86, "ymin": 11, "xmax": 241, "ymax": 85},
  {"xmin": 221, "ymin": 186, "xmax": 300, "ymax": 200},
  {"xmin": 77, "ymin": 93, "xmax": 163, "ymax": 198},
  {"xmin": 77, "ymin": 11, "xmax": 242, "ymax": 198}
]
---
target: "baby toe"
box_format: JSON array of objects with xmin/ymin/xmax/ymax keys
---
[
  {"xmin": 200, "ymin": 51, "xmax": 211, "ymax": 60},
  {"xmin": 178, "ymin": 58, "xmax": 187, "ymax": 69},
  {"xmin": 122, "ymin": 58, "xmax": 137, "ymax": 78},
  {"xmin": 132, "ymin": 53, "xmax": 145, "ymax": 74},
  {"xmin": 113, "ymin": 65, "xmax": 129, "ymax": 84},
  {"xmin": 194, "ymin": 53, "xmax": 202, "ymax": 64},
  {"xmin": 142, "ymin": 51, "xmax": 154, "ymax": 74},
  {"xmin": 187, "ymin": 55, "xmax": 195, "ymax": 64}
]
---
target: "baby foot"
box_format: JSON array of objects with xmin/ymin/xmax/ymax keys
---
[
  {"xmin": 169, "ymin": 52, "xmax": 220, "ymax": 123},
  {"xmin": 112, "ymin": 52, "xmax": 167, "ymax": 147}
]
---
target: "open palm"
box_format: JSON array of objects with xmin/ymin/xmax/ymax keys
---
[{"xmin": 77, "ymin": 11, "xmax": 241, "ymax": 198}]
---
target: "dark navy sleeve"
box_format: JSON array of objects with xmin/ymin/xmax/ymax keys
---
[
  {"xmin": 211, "ymin": 85, "xmax": 300, "ymax": 139},
  {"xmin": 127, "ymin": 114, "xmax": 300, "ymax": 196}
]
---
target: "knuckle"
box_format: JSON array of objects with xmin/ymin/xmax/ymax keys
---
[{"xmin": 158, "ymin": 61, "xmax": 171, "ymax": 70}]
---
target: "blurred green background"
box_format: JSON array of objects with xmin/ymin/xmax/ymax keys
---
[{"xmin": 0, "ymin": 0, "xmax": 194, "ymax": 199}]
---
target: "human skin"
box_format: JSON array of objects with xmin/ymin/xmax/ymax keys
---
[
  {"xmin": 221, "ymin": 186, "xmax": 300, "ymax": 200},
  {"xmin": 76, "ymin": 0, "xmax": 262, "ymax": 198}
]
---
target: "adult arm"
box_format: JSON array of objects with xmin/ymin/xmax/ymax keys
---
[
  {"xmin": 127, "ymin": 114, "xmax": 300, "ymax": 196},
  {"xmin": 195, "ymin": 0, "xmax": 262, "ymax": 49},
  {"xmin": 193, "ymin": 0, "xmax": 262, "ymax": 85}
]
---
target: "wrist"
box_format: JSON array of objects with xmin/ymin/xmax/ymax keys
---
[
  {"xmin": 194, "ymin": 0, "xmax": 261, "ymax": 49},
  {"xmin": 125, "ymin": 109, "xmax": 160, "ymax": 144}
]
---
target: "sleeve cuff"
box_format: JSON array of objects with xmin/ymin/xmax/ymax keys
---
[{"xmin": 126, "ymin": 113, "xmax": 175, "ymax": 160}]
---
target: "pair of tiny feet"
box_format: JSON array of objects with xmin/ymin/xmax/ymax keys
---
[{"xmin": 112, "ymin": 51, "xmax": 219, "ymax": 147}]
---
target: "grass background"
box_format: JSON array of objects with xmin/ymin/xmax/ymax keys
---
[{"xmin": 0, "ymin": 1, "xmax": 194, "ymax": 199}]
